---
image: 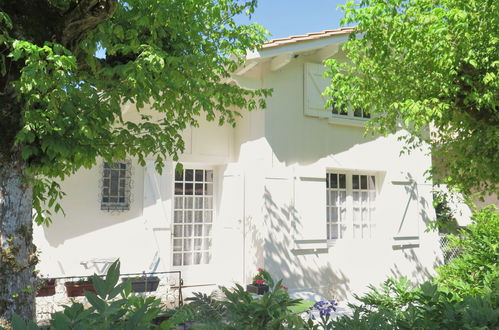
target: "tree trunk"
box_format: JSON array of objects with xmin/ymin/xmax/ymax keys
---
[{"xmin": 0, "ymin": 157, "xmax": 36, "ymax": 321}]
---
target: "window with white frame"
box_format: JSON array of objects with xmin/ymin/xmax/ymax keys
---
[
  {"xmin": 101, "ymin": 161, "xmax": 131, "ymax": 211},
  {"xmin": 172, "ymin": 168, "xmax": 214, "ymax": 266},
  {"xmin": 327, "ymin": 172, "xmax": 376, "ymax": 239},
  {"xmin": 303, "ymin": 63, "xmax": 371, "ymax": 122},
  {"xmin": 331, "ymin": 103, "xmax": 371, "ymax": 119}
]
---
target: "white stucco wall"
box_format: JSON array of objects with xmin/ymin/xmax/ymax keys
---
[
  {"xmin": 231, "ymin": 54, "xmax": 441, "ymax": 300},
  {"xmin": 34, "ymin": 41, "xmax": 442, "ymax": 302},
  {"xmin": 33, "ymin": 112, "xmax": 238, "ymax": 285}
]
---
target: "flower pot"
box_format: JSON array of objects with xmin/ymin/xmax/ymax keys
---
[
  {"xmin": 246, "ymin": 283, "xmax": 269, "ymax": 295},
  {"xmin": 122, "ymin": 276, "xmax": 160, "ymax": 292},
  {"xmin": 65, "ymin": 282, "xmax": 96, "ymax": 297},
  {"xmin": 36, "ymin": 279, "xmax": 56, "ymax": 297}
]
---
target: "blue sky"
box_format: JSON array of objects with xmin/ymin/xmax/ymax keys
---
[
  {"xmin": 236, "ymin": 0, "xmax": 348, "ymax": 40},
  {"xmin": 96, "ymin": 1, "xmax": 347, "ymax": 58}
]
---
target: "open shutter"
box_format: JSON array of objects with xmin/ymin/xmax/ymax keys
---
[
  {"xmin": 216, "ymin": 165, "xmax": 244, "ymax": 284},
  {"xmin": 143, "ymin": 161, "xmax": 172, "ymax": 227},
  {"xmin": 304, "ymin": 63, "xmax": 331, "ymax": 118},
  {"xmin": 293, "ymin": 175, "xmax": 328, "ymax": 251},
  {"xmin": 392, "ymin": 182, "xmax": 420, "ymax": 247},
  {"xmin": 263, "ymin": 170, "xmax": 294, "ymax": 250},
  {"xmin": 143, "ymin": 161, "xmax": 173, "ymax": 269}
]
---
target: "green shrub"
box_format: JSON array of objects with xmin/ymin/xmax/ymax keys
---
[
  {"xmin": 183, "ymin": 291, "xmax": 227, "ymax": 328},
  {"xmin": 435, "ymin": 206, "xmax": 499, "ymax": 298},
  {"xmin": 328, "ymin": 278, "xmax": 498, "ymax": 329},
  {"xmin": 221, "ymin": 280, "xmax": 303, "ymax": 329},
  {"xmin": 7, "ymin": 260, "xmax": 193, "ymax": 330},
  {"xmin": 186, "ymin": 279, "xmax": 304, "ymax": 329}
]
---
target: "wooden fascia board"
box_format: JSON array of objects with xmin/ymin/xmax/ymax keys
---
[{"xmin": 246, "ymin": 34, "xmax": 350, "ymax": 61}]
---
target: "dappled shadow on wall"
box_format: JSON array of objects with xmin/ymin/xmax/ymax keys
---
[
  {"xmin": 255, "ymin": 186, "xmax": 351, "ymax": 300},
  {"xmin": 389, "ymin": 247, "xmax": 437, "ymax": 285},
  {"xmin": 389, "ymin": 172, "xmax": 439, "ymax": 283}
]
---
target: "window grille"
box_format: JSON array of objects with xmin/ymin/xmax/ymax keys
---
[
  {"xmin": 172, "ymin": 169, "xmax": 214, "ymax": 266},
  {"xmin": 352, "ymin": 174, "xmax": 376, "ymax": 239},
  {"xmin": 326, "ymin": 173, "xmax": 347, "ymax": 239},
  {"xmin": 100, "ymin": 161, "xmax": 132, "ymax": 211},
  {"xmin": 327, "ymin": 173, "xmax": 376, "ymax": 239}
]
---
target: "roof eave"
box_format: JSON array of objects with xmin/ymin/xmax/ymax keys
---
[{"xmin": 246, "ymin": 33, "xmax": 350, "ymax": 61}]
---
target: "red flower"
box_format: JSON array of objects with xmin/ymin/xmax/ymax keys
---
[
  {"xmin": 255, "ymin": 279, "xmax": 264, "ymax": 285},
  {"xmin": 280, "ymin": 285, "xmax": 288, "ymax": 290},
  {"xmin": 257, "ymin": 267, "xmax": 263, "ymax": 272}
]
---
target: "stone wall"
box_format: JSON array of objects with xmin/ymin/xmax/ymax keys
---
[{"xmin": 36, "ymin": 272, "xmax": 182, "ymax": 323}]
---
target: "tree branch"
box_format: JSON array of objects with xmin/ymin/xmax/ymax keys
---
[{"xmin": 61, "ymin": 0, "xmax": 117, "ymax": 54}]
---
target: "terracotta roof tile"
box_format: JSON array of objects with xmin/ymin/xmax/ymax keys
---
[{"xmin": 262, "ymin": 27, "xmax": 355, "ymax": 49}]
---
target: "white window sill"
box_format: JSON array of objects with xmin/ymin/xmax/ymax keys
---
[
  {"xmin": 293, "ymin": 239, "xmax": 328, "ymax": 251},
  {"xmin": 392, "ymin": 236, "xmax": 420, "ymax": 248},
  {"xmin": 328, "ymin": 116, "xmax": 368, "ymax": 128},
  {"xmin": 327, "ymin": 237, "xmax": 381, "ymax": 246}
]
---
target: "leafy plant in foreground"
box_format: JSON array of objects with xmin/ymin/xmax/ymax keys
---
[
  {"xmin": 186, "ymin": 275, "xmax": 304, "ymax": 329},
  {"xmin": 329, "ymin": 278, "xmax": 498, "ymax": 330},
  {"xmin": 435, "ymin": 206, "xmax": 499, "ymax": 298},
  {"xmin": 220, "ymin": 280, "xmax": 303, "ymax": 329},
  {"xmin": 6, "ymin": 260, "xmax": 192, "ymax": 330}
]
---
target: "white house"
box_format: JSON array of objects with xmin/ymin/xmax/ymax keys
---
[{"xmin": 33, "ymin": 28, "xmax": 442, "ymax": 302}]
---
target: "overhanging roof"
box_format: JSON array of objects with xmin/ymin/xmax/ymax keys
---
[
  {"xmin": 246, "ymin": 27, "xmax": 354, "ymax": 61},
  {"xmin": 235, "ymin": 28, "xmax": 355, "ymax": 76},
  {"xmin": 262, "ymin": 27, "xmax": 354, "ymax": 49}
]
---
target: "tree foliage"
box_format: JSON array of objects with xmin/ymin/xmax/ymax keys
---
[
  {"xmin": 0, "ymin": 0, "xmax": 271, "ymax": 223},
  {"xmin": 435, "ymin": 206, "xmax": 498, "ymax": 297},
  {"xmin": 329, "ymin": 278, "xmax": 498, "ymax": 329},
  {"xmin": 325, "ymin": 0, "xmax": 498, "ymax": 196}
]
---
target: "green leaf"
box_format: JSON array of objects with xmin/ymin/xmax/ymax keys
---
[
  {"xmin": 11, "ymin": 314, "xmax": 28, "ymax": 330},
  {"xmin": 108, "ymin": 280, "xmax": 129, "ymax": 300},
  {"xmin": 26, "ymin": 320, "xmax": 39, "ymax": 330},
  {"xmin": 92, "ymin": 274, "xmax": 108, "ymax": 299},
  {"xmin": 175, "ymin": 163, "xmax": 184, "ymax": 176},
  {"xmin": 105, "ymin": 259, "xmax": 121, "ymax": 292},
  {"xmin": 114, "ymin": 25, "xmax": 124, "ymax": 40},
  {"xmin": 84, "ymin": 291, "xmax": 107, "ymax": 314},
  {"xmin": 51, "ymin": 312, "xmax": 72, "ymax": 329}
]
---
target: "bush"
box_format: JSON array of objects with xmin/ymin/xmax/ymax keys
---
[
  {"xmin": 329, "ymin": 278, "xmax": 498, "ymax": 329},
  {"xmin": 6, "ymin": 260, "xmax": 193, "ymax": 330},
  {"xmin": 221, "ymin": 280, "xmax": 303, "ymax": 329},
  {"xmin": 435, "ymin": 206, "xmax": 498, "ymax": 298},
  {"xmin": 186, "ymin": 279, "xmax": 304, "ymax": 329}
]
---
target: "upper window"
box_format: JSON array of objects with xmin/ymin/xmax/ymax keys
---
[
  {"xmin": 331, "ymin": 104, "xmax": 370, "ymax": 119},
  {"xmin": 172, "ymin": 169, "xmax": 214, "ymax": 266},
  {"xmin": 304, "ymin": 63, "xmax": 370, "ymax": 124},
  {"xmin": 101, "ymin": 161, "xmax": 131, "ymax": 211},
  {"xmin": 327, "ymin": 172, "xmax": 376, "ymax": 239}
]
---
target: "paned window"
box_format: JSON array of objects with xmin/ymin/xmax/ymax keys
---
[
  {"xmin": 327, "ymin": 173, "xmax": 376, "ymax": 239},
  {"xmin": 101, "ymin": 161, "xmax": 131, "ymax": 211},
  {"xmin": 172, "ymin": 169, "xmax": 214, "ymax": 266},
  {"xmin": 332, "ymin": 104, "xmax": 370, "ymax": 119},
  {"xmin": 326, "ymin": 173, "xmax": 347, "ymax": 239}
]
